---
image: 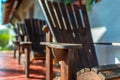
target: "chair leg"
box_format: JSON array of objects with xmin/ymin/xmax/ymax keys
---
[
  {"xmin": 18, "ymin": 45, "xmax": 21, "ymax": 64},
  {"xmin": 46, "ymin": 46, "xmax": 54, "ymax": 80},
  {"xmin": 25, "ymin": 47, "xmax": 30, "ymax": 78},
  {"xmin": 60, "ymin": 61, "xmax": 69, "ymax": 80},
  {"xmin": 18, "ymin": 52, "xmax": 21, "ymax": 64},
  {"xmin": 14, "ymin": 49, "xmax": 17, "ymax": 58}
]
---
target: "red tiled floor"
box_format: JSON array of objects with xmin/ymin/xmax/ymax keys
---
[{"xmin": 0, "ymin": 51, "xmax": 60, "ymax": 80}]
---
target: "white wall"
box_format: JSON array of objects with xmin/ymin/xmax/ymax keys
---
[
  {"xmin": 33, "ymin": 0, "xmax": 60, "ymax": 20},
  {"xmin": 33, "ymin": 0, "xmax": 45, "ymax": 20},
  {"xmin": 89, "ymin": 0, "xmax": 120, "ymax": 65}
]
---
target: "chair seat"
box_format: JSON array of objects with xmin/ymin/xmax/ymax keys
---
[
  {"xmin": 33, "ymin": 52, "xmax": 45, "ymax": 60},
  {"xmin": 101, "ymin": 68, "xmax": 120, "ymax": 79},
  {"xmin": 93, "ymin": 64, "xmax": 120, "ymax": 79}
]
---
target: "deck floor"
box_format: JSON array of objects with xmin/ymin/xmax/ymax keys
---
[{"xmin": 0, "ymin": 51, "xmax": 60, "ymax": 80}]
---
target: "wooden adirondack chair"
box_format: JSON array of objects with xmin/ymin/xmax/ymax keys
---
[
  {"xmin": 20, "ymin": 18, "xmax": 46, "ymax": 78},
  {"xmin": 39, "ymin": 0, "xmax": 120, "ymax": 80},
  {"xmin": 13, "ymin": 23, "xmax": 26, "ymax": 64}
]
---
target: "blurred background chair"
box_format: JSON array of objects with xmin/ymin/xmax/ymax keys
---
[
  {"xmin": 13, "ymin": 23, "xmax": 26, "ymax": 64},
  {"xmin": 20, "ymin": 18, "xmax": 46, "ymax": 77}
]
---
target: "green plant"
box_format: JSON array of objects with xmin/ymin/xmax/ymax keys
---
[
  {"xmin": 65, "ymin": 0, "xmax": 71, "ymax": 4},
  {"xmin": 0, "ymin": 28, "xmax": 15, "ymax": 50},
  {"xmin": 65, "ymin": 0, "xmax": 101, "ymax": 10},
  {"xmin": 0, "ymin": 33, "xmax": 10, "ymax": 50}
]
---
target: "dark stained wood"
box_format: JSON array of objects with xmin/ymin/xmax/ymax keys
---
[
  {"xmin": 24, "ymin": 19, "xmax": 46, "ymax": 57},
  {"xmin": 39, "ymin": 0, "xmax": 98, "ymax": 80},
  {"xmin": 25, "ymin": 46, "xmax": 31, "ymax": 78},
  {"xmin": 21, "ymin": 18, "xmax": 46, "ymax": 78},
  {"xmin": 39, "ymin": 0, "xmax": 120, "ymax": 80}
]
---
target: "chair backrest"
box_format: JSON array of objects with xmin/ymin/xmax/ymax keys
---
[
  {"xmin": 17, "ymin": 23, "xmax": 26, "ymax": 41},
  {"xmin": 39, "ymin": 0, "xmax": 98, "ymax": 78},
  {"xmin": 24, "ymin": 18, "xmax": 46, "ymax": 53}
]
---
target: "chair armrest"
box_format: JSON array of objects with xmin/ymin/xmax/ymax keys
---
[
  {"xmin": 20, "ymin": 41, "xmax": 32, "ymax": 45},
  {"xmin": 41, "ymin": 42, "xmax": 82, "ymax": 61},
  {"xmin": 42, "ymin": 25, "xmax": 49, "ymax": 32},
  {"xmin": 20, "ymin": 41, "xmax": 32, "ymax": 48},
  {"xmin": 13, "ymin": 40, "xmax": 20, "ymax": 43},
  {"xmin": 13, "ymin": 41, "xmax": 20, "ymax": 46},
  {"xmin": 94, "ymin": 42, "xmax": 120, "ymax": 46},
  {"xmin": 40, "ymin": 42, "xmax": 82, "ymax": 49}
]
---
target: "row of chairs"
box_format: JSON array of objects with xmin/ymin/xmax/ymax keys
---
[{"xmin": 12, "ymin": 0, "xmax": 120, "ymax": 80}]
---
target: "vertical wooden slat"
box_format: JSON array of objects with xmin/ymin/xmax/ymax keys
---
[
  {"xmin": 73, "ymin": 4, "xmax": 84, "ymax": 32},
  {"xmin": 46, "ymin": 1, "xmax": 64, "ymax": 42},
  {"xmin": 39, "ymin": 0, "xmax": 57, "ymax": 41},
  {"xmin": 66, "ymin": 4, "xmax": 82, "ymax": 43},
  {"xmin": 46, "ymin": 1, "xmax": 59, "ymax": 29},
  {"xmin": 52, "ymin": 2, "xmax": 65, "ymax": 30},
  {"xmin": 37, "ymin": 20, "xmax": 42, "ymax": 43},
  {"xmin": 59, "ymin": 3, "xmax": 71, "ymax": 31},
  {"xmin": 50, "ymin": 2, "xmax": 71, "ymax": 42},
  {"xmin": 59, "ymin": 3, "xmax": 75, "ymax": 43},
  {"xmin": 66, "ymin": 4, "xmax": 77, "ymax": 30}
]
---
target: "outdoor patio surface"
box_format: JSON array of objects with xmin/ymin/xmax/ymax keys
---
[{"xmin": 0, "ymin": 50, "xmax": 60, "ymax": 80}]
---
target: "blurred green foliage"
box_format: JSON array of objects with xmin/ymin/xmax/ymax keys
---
[
  {"xmin": 65, "ymin": 0, "xmax": 71, "ymax": 4},
  {"xmin": 0, "ymin": 33, "xmax": 9, "ymax": 47},
  {"xmin": 85, "ymin": 0, "xmax": 95, "ymax": 10},
  {"xmin": 65, "ymin": 0, "xmax": 100, "ymax": 10},
  {"xmin": 0, "ymin": 29, "xmax": 13, "ymax": 50}
]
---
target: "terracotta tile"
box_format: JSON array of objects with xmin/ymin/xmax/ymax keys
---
[{"xmin": 0, "ymin": 51, "xmax": 60, "ymax": 80}]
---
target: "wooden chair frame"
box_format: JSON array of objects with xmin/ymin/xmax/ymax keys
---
[
  {"xmin": 20, "ymin": 18, "xmax": 47, "ymax": 78},
  {"xmin": 39, "ymin": 0, "xmax": 120, "ymax": 80}
]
